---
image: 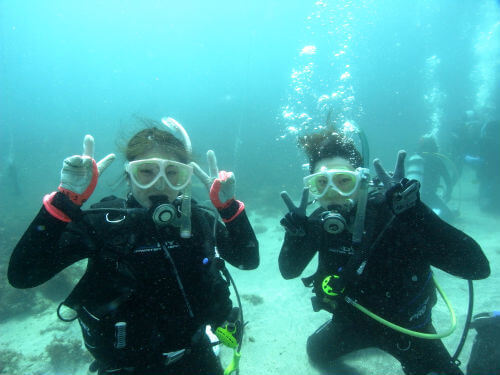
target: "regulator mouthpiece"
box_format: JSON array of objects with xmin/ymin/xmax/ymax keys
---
[
  {"xmin": 152, "ymin": 204, "xmax": 177, "ymax": 226},
  {"xmin": 320, "ymin": 211, "xmax": 347, "ymax": 234}
]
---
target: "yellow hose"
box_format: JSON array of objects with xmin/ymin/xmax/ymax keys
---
[{"xmin": 345, "ymin": 277, "xmax": 456, "ymax": 339}]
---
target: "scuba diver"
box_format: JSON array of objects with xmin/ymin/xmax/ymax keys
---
[
  {"xmin": 443, "ymin": 112, "xmax": 500, "ymax": 214},
  {"xmin": 441, "ymin": 110, "xmax": 482, "ymax": 178},
  {"xmin": 406, "ymin": 134, "xmax": 458, "ymax": 222},
  {"xmin": 474, "ymin": 120, "xmax": 500, "ymax": 214},
  {"xmin": 8, "ymin": 118, "xmax": 259, "ymax": 375},
  {"xmin": 278, "ymin": 128, "xmax": 490, "ymax": 375}
]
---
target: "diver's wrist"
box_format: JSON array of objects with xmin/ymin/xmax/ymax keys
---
[
  {"xmin": 219, "ymin": 199, "xmax": 245, "ymax": 223},
  {"xmin": 43, "ymin": 191, "xmax": 84, "ymax": 222}
]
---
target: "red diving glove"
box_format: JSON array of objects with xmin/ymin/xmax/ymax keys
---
[{"xmin": 43, "ymin": 135, "xmax": 115, "ymax": 222}]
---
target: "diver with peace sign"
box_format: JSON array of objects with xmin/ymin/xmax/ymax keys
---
[
  {"xmin": 8, "ymin": 118, "xmax": 259, "ymax": 375},
  {"xmin": 278, "ymin": 129, "xmax": 489, "ymax": 375}
]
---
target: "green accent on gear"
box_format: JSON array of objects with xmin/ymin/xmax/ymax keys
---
[
  {"xmin": 224, "ymin": 349, "xmax": 241, "ymax": 375},
  {"xmin": 215, "ymin": 325, "xmax": 238, "ymax": 349},
  {"xmin": 322, "ymin": 275, "xmax": 344, "ymax": 296},
  {"xmin": 345, "ymin": 276, "xmax": 457, "ymax": 339}
]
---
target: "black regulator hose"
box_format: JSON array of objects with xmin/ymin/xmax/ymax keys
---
[{"xmin": 452, "ymin": 280, "xmax": 474, "ymax": 366}]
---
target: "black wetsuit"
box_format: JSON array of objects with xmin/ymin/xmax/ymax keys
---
[
  {"xmin": 279, "ymin": 192, "xmax": 489, "ymax": 375},
  {"xmin": 8, "ymin": 193, "xmax": 259, "ymax": 375}
]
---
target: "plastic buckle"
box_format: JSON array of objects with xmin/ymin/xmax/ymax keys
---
[{"xmin": 163, "ymin": 349, "xmax": 187, "ymax": 366}]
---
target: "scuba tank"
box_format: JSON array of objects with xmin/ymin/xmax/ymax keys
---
[{"xmin": 406, "ymin": 154, "xmax": 424, "ymax": 186}]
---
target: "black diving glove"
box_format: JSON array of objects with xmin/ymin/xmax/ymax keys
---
[
  {"xmin": 280, "ymin": 188, "xmax": 309, "ymax": 237},
  {"xmin": 373, "ymin": 150, "xmax": 420, "ymax": 215},
  {"xmin": 215, "ymin": 307, "xmax": 242, "ymax": 349},
  {"xmin": 386, "ymin": 178, "xmax": 420, "ymax": 215}
]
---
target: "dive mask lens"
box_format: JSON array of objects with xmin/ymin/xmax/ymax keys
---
[
  {"xmin": 130, "ymin": 161, "xmax": 161, "ymax": 188},
  {"xmin": 165, "ymin": 161, "xmax": 192, "ymax": 190},
  {"xmin": 332, "ymin": 171, "xmax": 358, "ymax": 194},
  {"xmin": 304, "ymin": 174, "xmax": 328, "ymax": 197}
]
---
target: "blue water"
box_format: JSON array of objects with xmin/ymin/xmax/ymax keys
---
[{"xmin": 1, "ymin": 1, "xmax": 499, "ymax": 205}]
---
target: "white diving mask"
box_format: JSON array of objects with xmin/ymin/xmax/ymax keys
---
[
  {"xmin": 126, "ymin": 158, "xmax": 193, "ymax": 190},
  {"xmin": 303, "ymin": 167, "xmax": 362, "ymax": 199}
]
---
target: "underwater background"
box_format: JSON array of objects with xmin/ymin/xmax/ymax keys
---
[{"xmin": 0, "ymin": 0, "xmax": 499, "ymax": 374}]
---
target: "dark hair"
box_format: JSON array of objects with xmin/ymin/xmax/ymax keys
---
[
  {"xmin": 124, "ymin": 118, "xmax": 191, "ymax": 163},
  {"xmin": 298, "ymin": 130, "xmax": 363, "ymax": 173}
]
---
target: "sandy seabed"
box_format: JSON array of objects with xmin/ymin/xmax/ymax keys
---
[{"xmin": 1, "ymin": 175, "xmax": 499, "ymax": 375}]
